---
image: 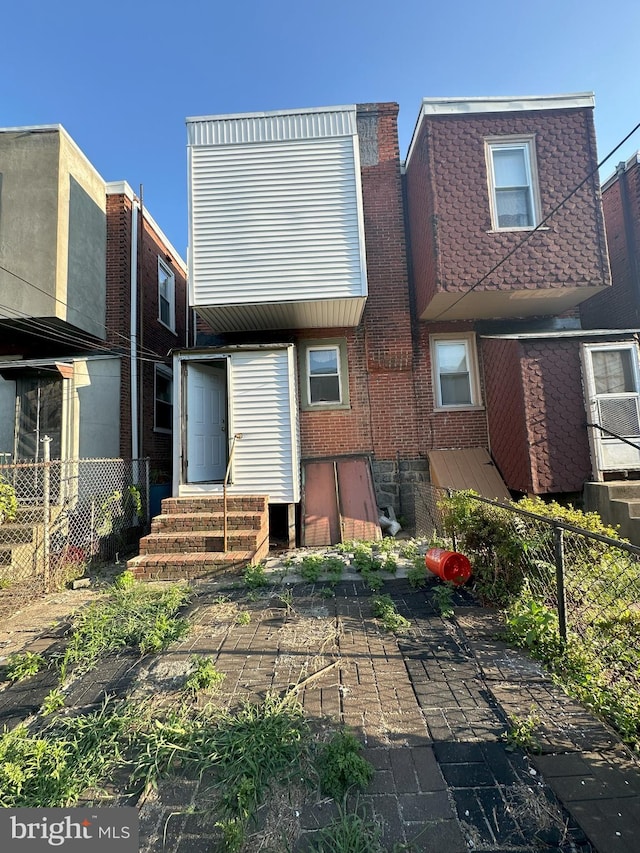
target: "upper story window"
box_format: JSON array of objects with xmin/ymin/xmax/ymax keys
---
[
  {"xmin": 154, "ymin": 364, "xmax": 173, "ymax": 432},
  {"xmin": 430, "ymin": 333, "xmax": 482, "ymax": 410},
  {"xmin": 299, "ymin": 339, "xmax": 350, "ymax": 410},
  {"xmin": 158, "ymin": 258, "xmax": 176, "ymax": 331},
  {"xmin": 486, "ymin": 137, "xmax": 539, "ymax": 231}
]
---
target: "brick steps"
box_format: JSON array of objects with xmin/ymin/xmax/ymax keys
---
[
  {"xmin": 150, "ymin": 512, "xmax": 264, "ymax": 534},
  {"xmin": 128, "ymin": 494, "xmax": 269, "ymax": 581},
  {"xmin": 128, "ymin": 551, "xmax": 257, "ymax": 581},
  {"xmin": 139, "ymin": 531, "xmax": 260, "ymax": 554}
]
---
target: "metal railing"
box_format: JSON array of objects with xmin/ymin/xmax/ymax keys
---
[
  {"xmin": 585, "ymin": 421, "xmax": 640, "ymax": 452},
  {"xmin": 223, "ymin": 434, "xmax": 243, "ymax": 551},
  {"xmin": 414, "ymin": 481, "xmax": 640, "ymax": 722}
]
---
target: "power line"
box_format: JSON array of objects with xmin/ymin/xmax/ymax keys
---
[
  {"xmin": 429, "ymin": 118, "xmax": 640, "ymax": 322},
  {"xmin": 0, "ymin": 304, "xmax": 167, "ymax": 365},
  {"xmin": 0, "ymin": 261, "xmax": 173, "ymax": 362}
]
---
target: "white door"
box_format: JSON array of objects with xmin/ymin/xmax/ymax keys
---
[
  {"xmin": 186, "ymin": 362, "xmax": 227, "ymax": 482},
  {"xmin": 582, "ymin": 342, "xmax": 640, "ymax": 475}
]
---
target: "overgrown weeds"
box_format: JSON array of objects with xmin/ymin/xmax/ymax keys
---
[
  {"xmin": 3, "ymin": 651, "xmax": 47, "ymax": 683},
  {"xmin": 59, "ymin": 582, "xmax": 191, "ymax": 679},
  {"xmin": 315, "ymin": 730, "xmax": 374, "ymax": 800},
  {"xmin": 307, "ymin": 799, "xmax": 383, "ymax": 853},
  {"xmin": 183, "ymin": 655, "xmax": 225, "ymax": 697},
  {"xmin": 371, "ymin": 595, "xmax": 410, "ymax": 633}
]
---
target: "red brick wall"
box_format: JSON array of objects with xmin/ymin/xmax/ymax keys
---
[
  {"xmin": 405, "ymin": 107, "xmax": 610, "ymax": 317},
  {"xmin": 412, "ymin": 322, "xmax": 489, "ymax": 453},
  {"xmin": 581, "ymin": 160, "xmax": 640, "ymax": 328},
  {"xmin": 105, "ymin": 193, "xmax": 133, "ymax": 459},
  {"xmin": 482, "ymin": 338, "xmax": 532, "ymax": 491},
  {"xmin": 299, "ymin": 104, "xmax": 419, "ymax": 462},
  {"xmin": 106, "ymin": 194, "xmax": 187, "ymax": 476}
]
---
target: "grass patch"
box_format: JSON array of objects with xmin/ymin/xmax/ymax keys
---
[
  {"xmin": 308, "ymin": 800, "xmax": 383, "ymax": 853},
  {"xmin": 4, "ymin": 651, "xmax": 47, "ymax": 683},
  {"xmin": 60, "ymin": 582, "xmax": 191, "ymax": 678},
  {"xmin": 371, "ymin": 595, "xmax": 410, "ymax": 634}
]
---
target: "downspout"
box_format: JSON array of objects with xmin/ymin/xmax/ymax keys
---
[
  {"xmin": 130, "ymin": 195, "xmax": 140, "ymax": 460},
  {"xmin": 617, "ymin": 162, "xmax": 640, "ymax": 320}
]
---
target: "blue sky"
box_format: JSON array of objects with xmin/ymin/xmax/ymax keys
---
[{"xmin": 3, "ymin": 0, "xmax": 639, "ymax": 256}]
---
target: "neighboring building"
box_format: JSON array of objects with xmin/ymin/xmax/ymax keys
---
[
  {"xmin": 0, "ymin": 126, "xmax": 187, "ymax": 479},
  {"xmin": 131, "ymin": 92, "xmax": 640, "ymax": 576},
  {"xmin": 403, "ymin": 94, "xmax": 627, "ymax": 499}
]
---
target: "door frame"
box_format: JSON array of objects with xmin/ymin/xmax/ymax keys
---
[{"xmin": 581, "ymin": 340, "xmax": 640, "ymax": 479}]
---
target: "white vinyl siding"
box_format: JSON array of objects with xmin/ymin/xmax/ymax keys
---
[
  {"xmin": 177, "ymin": 347, "xmax": 300, "ymax": 503},
  {"xmin": 228, "ymin": 349, "xmax": 299, "ymax": 502},
  {"xmin": 189, "ymin": 134, "xmax": 367, "ymax": 309}
]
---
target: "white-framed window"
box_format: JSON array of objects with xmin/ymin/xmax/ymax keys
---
[
  {"xmin": 154, "ymin": 364, "xmax": 173, "ymax": 432},
  {"xmin": 158, "ymin": 258, "xmax": 176, "ymax": 331},
  {"xmin": 486, "ymin": 137, "xmax": 539, "ymax": 230},
  {"xmin": 431, "ymin": 333, "xmax": 482, "ymax": 410},
  {"xmin": 299, "ymin": 339, "xmax": 350, "ymax": 410}
]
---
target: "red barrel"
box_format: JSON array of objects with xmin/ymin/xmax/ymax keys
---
[{"xmin": 424, "ymin": 548, "xmax": 472, "ymax": 585}]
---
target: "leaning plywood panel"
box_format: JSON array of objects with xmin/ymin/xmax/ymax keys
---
[
  {"xmin": 428, "ymin": 448, "xmax": 510, "ymax": 500},
  {"xmin": 336, "ymin": 458, "xmax": 382, "ymax": 541}
]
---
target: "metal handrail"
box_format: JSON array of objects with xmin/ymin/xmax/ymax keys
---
[
  {"xmin": 585, "ymin": 421, "xmax": 640, "ymax": 452},
  {"xmin": 223, "ymin": 434, "xmax": 243, "ymax": 551}
]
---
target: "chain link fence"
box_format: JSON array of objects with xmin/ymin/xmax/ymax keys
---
[
  {"xmin": 415, "ymin": 481, "xmax": 640, "ymax": 736},
  {"xmin": 0, "ymin": 458, "xmax": 150, "ymax": 600}
]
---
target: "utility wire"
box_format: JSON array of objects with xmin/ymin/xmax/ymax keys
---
[
  {"xmin": 429, "ymin": 118, "xmax": 640, "ymax": 321},
  {"xmin": 0, "ymin": 261, "xmax": 172, "ymax": 362},
  {"xmin": 0, "ymin": 303, "xmax": 165, "ymax": 365}
]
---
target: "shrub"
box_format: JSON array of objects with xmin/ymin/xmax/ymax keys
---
[{"xmin": 0, "ymin": 479, "xmax": 18, "ymax": 524}]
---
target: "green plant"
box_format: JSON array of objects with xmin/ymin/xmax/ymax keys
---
[
  {"xmin": 113, "ymin": 569, "xmax": 136, "ymax": 590},
  {"xmin": 371, "ymin": 594, "xmax": 410, "ymax": 633},
  {"xmin": 407, "ymin": 560, "xmax": 428, "ymax": 589},
  {"xmin": 362, "ymin": 570, "xmax": 383, "ymax": 592},
  {"xmin": 4, "ymin": 651, "xmax": 47, "ymax": 682},
  {"xmin": 235, "ymin": 610, "xmax": 251, "ymax": 625},
  {"xmin": 298, "ymin": 554, "xmax": 324, "ymax": 582},
  {"xmin": 308, "ymin": 799, "xmax": 383, "ymax": 853},
  {"xmin": 315, "ymin": 730, "xmax": 374, "ymax": 801},
  {"xmin": 59, "ymin": 583, "xmax": 190, "ymax": 679},
  {"xmin": 504, "ymin": 710, "xmax": 542, "ymax": 753},
  {"xmin": 275, "ymin": 588, "xmax": 294, "ymax": 614},
  {"xmin": 433, "ymin": 583, "xmax": 455, "ymax": 618},
  {"xmin": 318, "ymin": 586, "xmax": 335, "ymax": 599},
  {"xmin": 41, "ymin": 688, "xmax": 66, "ymax": 716},
  {"xmin": 0, "ymin": 478, "xmax": 18, "ymax": 524},
  {"xmin": 243, "ymin": 562, "xmax": 268, "ymax": 590},
  {"xmin": 0, "ymin": 698, "xmax": 138, "ymax": 807},
  {"xmin": 183, "ymin": 655, "xmax": 225, "ymax": 696}
]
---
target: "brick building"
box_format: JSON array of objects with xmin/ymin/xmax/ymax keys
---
[
  {"xmin": 0, "ymin": 127, "xmax": 187, "ymax": 479},
  {"xmin": 164, "ymin": 93, "xmax": 640, "ymax": 557}
]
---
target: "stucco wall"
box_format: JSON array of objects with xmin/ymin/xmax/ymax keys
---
[{"xmin": 75, "ymin": 357, "xmax": 121, "ymax": 459}]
